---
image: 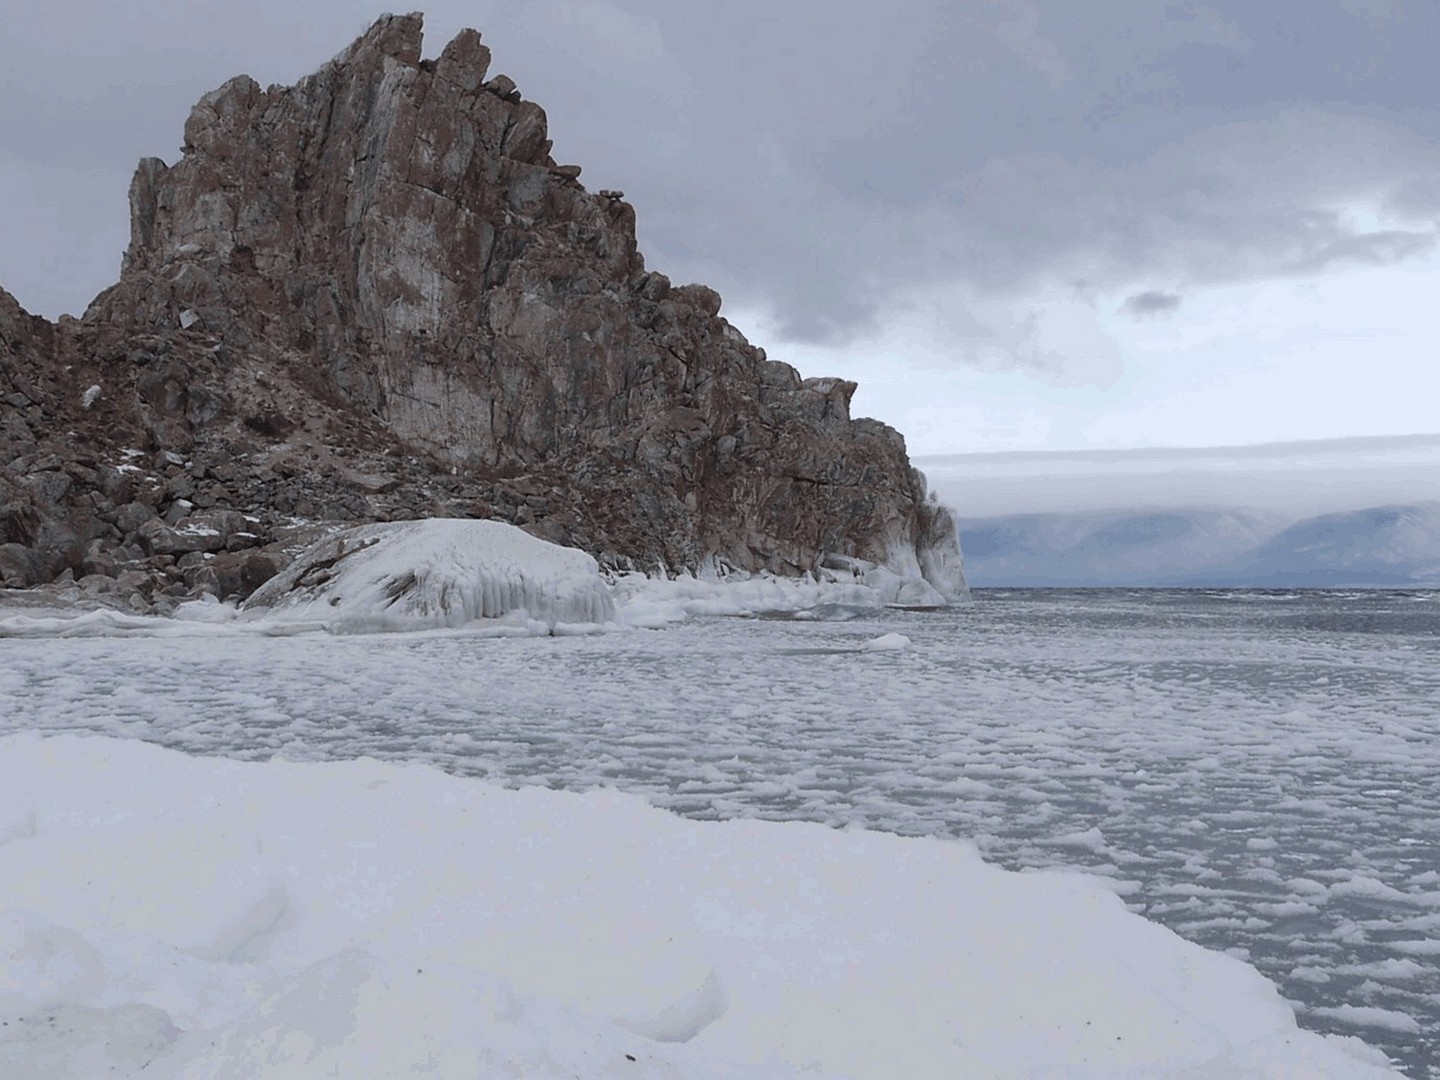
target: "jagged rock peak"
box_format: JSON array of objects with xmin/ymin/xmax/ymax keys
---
[
  {"xmin": 338, "ymin": 11, "xmax": 425, "ymax": 65},
  {"xmin": 2, "ymin": 13, "xmax": 967, "ymax": 606}
]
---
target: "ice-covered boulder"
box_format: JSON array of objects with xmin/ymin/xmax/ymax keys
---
[{"xmin": 242, "ymin": 519, "xmax": 615, "ymax": 632}]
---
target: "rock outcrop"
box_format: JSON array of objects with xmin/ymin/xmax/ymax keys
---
[{"xmin": 0, "ymin": 13, "xmax": 965, "ymax": 608}]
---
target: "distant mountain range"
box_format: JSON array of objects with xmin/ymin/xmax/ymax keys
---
[{"xmin": 958, "ymin": 502, "xmax": 1440, "ymax": 587}]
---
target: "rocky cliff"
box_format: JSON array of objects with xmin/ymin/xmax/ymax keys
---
[{"xmin": 0, "ymin": 13, "xmax": 964, "ymax": 609}]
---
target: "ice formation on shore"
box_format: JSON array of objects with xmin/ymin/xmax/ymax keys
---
[
  {"xmin": 240, "ymin": 519, "xmax": 615, "ymax": 632},
  {"xmin": 0, "ymin": 515, "xmax": 970, "ymax": 639}
]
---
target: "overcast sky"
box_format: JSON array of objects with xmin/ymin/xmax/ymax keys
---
[{"xmin": 3, "ymin": 0, "xmax": 1439, "ymax": 456}]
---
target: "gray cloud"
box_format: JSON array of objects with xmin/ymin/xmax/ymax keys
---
[
  {"xmin": 3, "ymin": 0, "xmax": 1440, "ymax": 371},
  {"xmin": 1122, "ymin": 291, "xmax": 1183, "ymax": 318}
]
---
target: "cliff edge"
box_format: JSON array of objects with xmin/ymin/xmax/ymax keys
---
[{"xmin": 0, "ymin": 13, "xmax": 965, "ymax": 608}]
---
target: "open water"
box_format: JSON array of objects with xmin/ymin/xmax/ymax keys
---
[{"xmin": 3, "ymin": 587, "xmax": 1437, "ymax": 1076}]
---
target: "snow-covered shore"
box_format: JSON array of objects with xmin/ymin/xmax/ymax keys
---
[
  {"xmin": 0, "ymin": 518, "xmax": 960, "ymax": 640},
  {"xmin": 0, "ymin": 735, "xmax": 1398, "ymax": 1078}
]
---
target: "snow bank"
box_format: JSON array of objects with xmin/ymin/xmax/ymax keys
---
[
  {"xmin": 0, "ymin": 735, "xmax": 1398, "ymax": 1079},
  {"xmin": 241, "ymin": 519, "xmax": 615, "ymax": 633}
]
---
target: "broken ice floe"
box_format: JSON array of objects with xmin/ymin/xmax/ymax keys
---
[{"xmin": 861, "ymin": 631, "xmax": 912, "ymax": 652}]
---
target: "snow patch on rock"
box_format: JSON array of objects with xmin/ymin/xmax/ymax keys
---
[{"xmin": 241, "ymin": 519, "xmax": 615, "ymax": 633}]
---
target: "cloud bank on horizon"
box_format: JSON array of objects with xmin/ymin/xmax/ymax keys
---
[
  {"xmin": 3, "ymin": 1, "xmax": 1438, "ymax": 452},
  {"xmin": 920, "ymin": 433, "xmax": 1440, "ymax": 519}
]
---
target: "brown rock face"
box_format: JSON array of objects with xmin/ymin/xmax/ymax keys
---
[{"xmin": 0, "ymin": 13, "xmax": 965, "ymax": 602}]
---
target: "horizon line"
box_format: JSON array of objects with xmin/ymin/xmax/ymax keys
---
[{"xmin": 916, "ymin": 431, "xmax": 1440, "ymax": 464}]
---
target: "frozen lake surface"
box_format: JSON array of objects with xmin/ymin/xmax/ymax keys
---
[{"xmin": 3, "ymin": 588, "xmax": 1437, "ymax": 1077}]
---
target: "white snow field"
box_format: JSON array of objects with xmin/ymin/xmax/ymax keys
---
[{"xmin": 0, "ymin": 734, "xmax": 1400, "ymax": 1079}]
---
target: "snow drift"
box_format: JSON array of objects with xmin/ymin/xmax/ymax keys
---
[
  {"xmin": 241, "ymin": 518, "xmax": 615, "ymax": 632},
  {"xmin": 0, "ymin": 735, "xmax": 1399, "ymax": 1079}
]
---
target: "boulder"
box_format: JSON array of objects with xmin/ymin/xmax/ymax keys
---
[
  {"xmin": 208, "ymin": 550, "xmax": 285, "ymax": 600},
  {"xmin": 0, "ymin": 543, "xmax": 37, "ymax": 586}
]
